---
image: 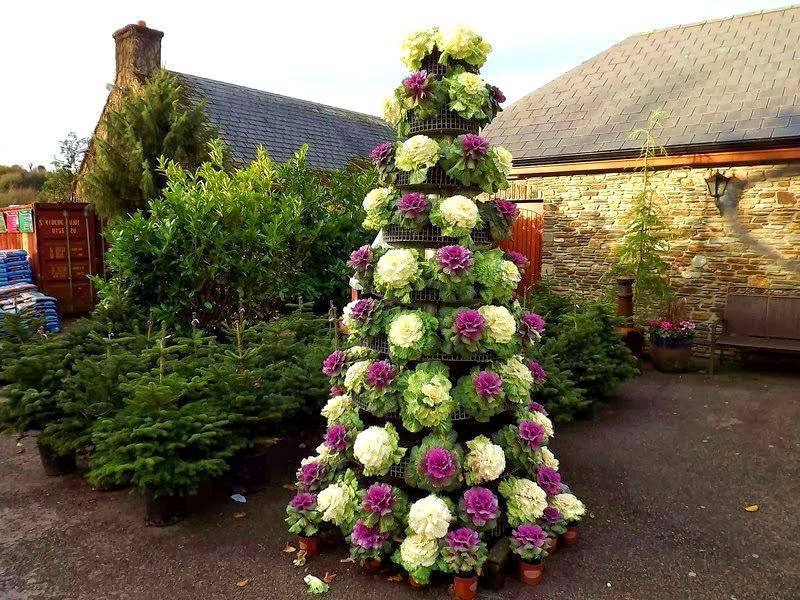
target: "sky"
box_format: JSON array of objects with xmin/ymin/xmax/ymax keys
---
[{"xmin": 0, "ymin": 0, "xmax": 792, "ymax": 167}]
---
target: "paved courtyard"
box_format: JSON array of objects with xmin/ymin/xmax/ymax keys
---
[{"xmin": 1, "ymin": 367, "xmax": 798, "ymax": 600}]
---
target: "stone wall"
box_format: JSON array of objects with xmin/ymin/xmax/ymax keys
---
[{"xmin": 498, "ymin": 163, "xmax": 800, "ymax": 355}]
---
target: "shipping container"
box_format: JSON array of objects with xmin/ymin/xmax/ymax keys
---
[{"xmin": 0, "ymin": 203, "xmax": 104, "ymax": 315}]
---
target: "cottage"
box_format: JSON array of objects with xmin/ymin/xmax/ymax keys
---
[
  {"xmin": 80, "ymin": 21, "xmax": 392, "ymax": 175},
  {"xmin": 485, "ymin": 5, "xmax": 800, "ymax": 355}
]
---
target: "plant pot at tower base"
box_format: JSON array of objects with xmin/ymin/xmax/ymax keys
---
[
  {"xmin": 650, "ymin": 335, "xmax": 693, "ymax": 373},
  {"xmin": 361, "ymin": 558, "xmax": 382, "ymax": 573},
  {"xmin": 298, "ymin": 536, "xmax": 320, "ymax": 557},
  {"xmin": 408, "ymin": 574, "xmax": 428, "ymax": 589},
  {"xmin": 145, "ymin": 490, "xmax": 185, "ymax": 527},
  {"xmin": 544, "ymin": 535, "xmax": 558, "ymax": 554},
  {"xmin": 37, "ymin": 439, "xmax": 77, "ymax": 476},
  {"xmin": 518, "ymin": 560, "xmax": 544, "ymax": 585},
  {"xmin": 453, "ymin": 573, "xmax": 478, "ymax": 600},
  {"xmin": 561, "ymin": 526, "xmax": 579, "ymax": 546}
]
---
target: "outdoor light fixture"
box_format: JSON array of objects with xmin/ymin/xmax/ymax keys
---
[{"xmin": 705, "ymin": 170, "xmax": 731, "ymax": 213}]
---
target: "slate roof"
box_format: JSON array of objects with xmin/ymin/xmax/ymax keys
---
[
  {"xmin": 172, "ymin": 72, "xmax": 393, "ymax": 170},
  {"xmin": 484, "ymin": 5, "xmax": 800, "ymax": 167}
]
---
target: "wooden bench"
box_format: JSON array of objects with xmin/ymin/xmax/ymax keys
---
[{"xmin": 710, "ymin": 292, "xmax": 800, "ymax": 373}]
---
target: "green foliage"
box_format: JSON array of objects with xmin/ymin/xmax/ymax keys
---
[
  {"xmin": 101, "ymin": 141, "xmax": 375, "ymax": 330},
  {"xmin": 87, "ymin": 375, "xmax": 248, "ymax": 497},
  {"xmin": 80, "ymin": 70, "xmax": 219, "ymax": 218},
  {"xmin": 37, "ymin": 132, "xmax": 89, "ymax": 202},
  {"xmin": 524, "ymin": 285, "xmax": 638, "ymax": 421},
  {"xmin": 605, "ymin": 110, "xmax": 673, "ymax": 319}
]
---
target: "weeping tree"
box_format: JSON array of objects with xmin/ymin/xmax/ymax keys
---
[
  {"xmin": 80, "ymin": 70, "xmax": 220, "ymax": 219},
  {"xmin": 606, "ymin": 109, "xmax": 673, "ymax": 320}
]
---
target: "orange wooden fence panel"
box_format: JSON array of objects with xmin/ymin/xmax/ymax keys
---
[{"xmin": 499, "ymin": 208, "xmax": 543, "ymax": 297}]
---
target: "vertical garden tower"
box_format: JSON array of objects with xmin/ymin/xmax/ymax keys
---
[{"xmin": 286, "ymin": 26, "xmax": 586, "ymax": 593}]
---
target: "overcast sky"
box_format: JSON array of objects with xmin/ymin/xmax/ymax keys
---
[{"xmin": 0, "ymin": 0, "xmax": 790, "ymax": 167}]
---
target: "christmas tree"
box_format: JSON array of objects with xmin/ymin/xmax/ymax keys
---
[{"xmin": 286, "ymin": 27, "xmax": 586, "ymax": 594}]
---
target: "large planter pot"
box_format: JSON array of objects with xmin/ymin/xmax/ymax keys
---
[
  {"xmin": 518, "ymin": 560, "xmax": 544, "ymax": 585},
  {"xmin": 408, "ymin": 574, "xmax": 427, "ymax": 589},
  {"xmin": 298, "ymin": 536, "xmax": 320, "ymax": 557},
  {"xmin": 453, "ymin": 573, "xmax": 478, "ymax": 600},
  {"xmin": 561, "ymin": 526, "xmax": 579, "ymax": 546},
  {"xmin": 145, "ymin": 489, "xmax": 185, "ymax": 527},
  {"xmin": 650, "ymin": 334, "xmax": 693, "ymax": 373},
  {"xmin": 37, "ymin": 439, "xmax": 77, "ymax": 477}
]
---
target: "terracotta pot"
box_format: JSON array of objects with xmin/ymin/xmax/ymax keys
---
[
  {"xmin": 37, "ymin": 440, "xmax": 77, "ymax": 477},
  {"xmin": 544, "ymin": 535, "xmax": 558, "ymax": 554},
  {"xmin": 361, "ymin": 558, "xmax": 382, "ymax": 573},
  {"xmin": 518, "ymin": 560, "xmax": 544, "ymax": 585},
  {"xmin": 298, "ymin": 536, "xmax": 320, "ymax": 557},
  {"xmin": 453, "ymin": 573, "xmax": 478, "ymax": 600},
  {"xmin": 408, "ymin": 574, "xmax": 427, "ymax": 588},
  {"xmin": 561, "ymin": 526, "xmax": 579, "ymax": 546},
  {"xmin": 145, "ymin": 490, "xmax": 185, "ymax": 527},
  {"xmin": 650, "ymin": 335, "xmax": 692, "ymax": 373}
]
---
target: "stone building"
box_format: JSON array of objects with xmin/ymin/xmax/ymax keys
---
[
  {"xmin": 80, "ymin": 21, "xmax": 392, "ymax": 179},
  {"xmin": 485, "ymin": 6, "xmax": 800, "ymax": 355}
]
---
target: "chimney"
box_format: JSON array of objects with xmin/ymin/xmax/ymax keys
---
[{"xmin": 112, "ymin": 21, "xmax": 164, "ymax": 89}]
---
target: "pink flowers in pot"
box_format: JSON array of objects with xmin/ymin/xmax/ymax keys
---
[{"xmin": 351, "ymin": 518, "xmax": 390, "ymax": 550}]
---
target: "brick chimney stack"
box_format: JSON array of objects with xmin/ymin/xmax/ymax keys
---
[{"xmin": 112, "ymin": 21, "xmax": 164, "ymax": 89}]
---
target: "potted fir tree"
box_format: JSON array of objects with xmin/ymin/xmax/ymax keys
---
[
  {"xmin": 286, "ymin": 492, "xmax": 323, "ymax": 556},
  {"xmin": 510, "ymin": 524, "xmax": 548, "ymax": 585},
  {"xmin": 439, "ymin": 527, "xmax": 487, "ymax": 600}
]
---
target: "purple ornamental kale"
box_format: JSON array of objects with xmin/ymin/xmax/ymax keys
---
[
  {"xmin": 324, "ymin": 424, "xmax": 348, "ymax": 453},
  {"xmin": 330, "ymin": 385, "xmax": 345, "ymax": 397},
  {"xmin": 462, "ymin": 487, "xmax": 499, "ymax": 526},
  {"xmin": 446, "ymin": 527, "xmax": 480, "ymax": 552},
  {"xmin": 351, "ymin": 518, "xmax": 389, "ymax": 549},
  {"xmin": 453, "ymin": 309, "xmax": 485, "ymax": 342},
  {"xmin": 512, "ymin": 524, "xmax": 548, "ymax": 548},
  {"xmin": 495, "ymin": 200, "xmax": 519, "ymax": 223},
  {"xmin": 363, "ymin": 483, "xmax": 397, "ymax": 517},
  {"xmin": 347, "ymin": 245, "xmax": 373, "ymax": 270},
  {"xmin": 536, "ymin": 466, "xmax": 562, "ymax": 496},
  {"xmin": 366, "ymin": 360, "xmax": 397, "ymax": 390},
  {"xmin": 542, "ymin": 506, "xmax": 562, "ymax": 524},
  {"xmin": 402, "ymin": 70, "xmax": 431, "ymax": 101},
  {"xmin": 298, "ymin": 461, "xmax": 326, "ymax": 488},
  {"xmin": 491, "ymin": 85, "xmax": 506, "ymax": 104},
  {"xmin": 460, "ymin": 134, "xmax": 489, "ymax": 161},
  {"xmin": 349, "ymin": 298, "xmax": 375, "ymax": 323},
  {"xmin": 437, "ymin": 245, "xmax": 473, "ymax": 275},
  {"xmin": 506, "ymin": 251, "xmax": 529, "ymax": 269},
  {"xmin": 528, "ymin": 360, "xmax": 548, "ymax": 384},
  {"xmin": 290, "ymin": 492, "xmax": 317, "ymax": 511},
  {"xmin": 528, "ymin": 401, "xmax": 548, "ymax": 416},
  {"xmin": 322, "ymin": 350, "xmax": 346, "ymax": 376},
  {"xmin": 421, "ymin": 447, "xmax": 457, "ymax": 485},
  {"xmin": 473, "ymin": 371, "xmax": 503, "ymax": 399},
  {"xmin": 397, "ymin": 192, "xmax": 428, "ymax": 219},
  {"xmin": 518, "ymin": 420, "xmax": 546, "ymax": 450},
  {"xmin": 520, "ymin": 311, "xmax": 545, "ymax": 341},
  {"xmin": 370, "ymin": 141, "xmax": 394, "ymax": 165}
]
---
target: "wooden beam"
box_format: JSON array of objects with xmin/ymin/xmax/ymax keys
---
[{"xmin": 510, "ymin": 146, "xmax": 800, "ymax": 177}]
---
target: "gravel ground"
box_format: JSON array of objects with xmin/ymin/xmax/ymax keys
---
[{"xmin": 1, "ymin": 366, "xmax": 799, "ymax": 600}]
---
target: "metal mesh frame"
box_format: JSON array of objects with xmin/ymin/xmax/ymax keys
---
[
  {"xmin": 366, "ymin": 334, "xmax": 494, "ymax": 363},
  {"xmin": 420, "ymin": 52, "xmax": 476, "ymax": 77},
  {"xmin": 395, "ymin": 166, "xmax": 470, "ymax": 192},
  {"xmin": 407, "ymin": 108, "xmax": 480, "ymax": 136},
  {"xmin": 382, "ymin": 224, "xmax": 491, "ymax": 246},
  {"xmin": 388, "ymin": 456, "xmax": 411, "ymax": 479}
]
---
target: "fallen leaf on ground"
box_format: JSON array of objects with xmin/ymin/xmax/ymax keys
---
[
  {"xmin": 294, "ymin": 550, "xmax": 307, "ymax": 566},
  {"xmin": 387, "ymin": 575, "xmax": 403, "ymax": 583},
  {"xmin": 282, "ymin": 484, "xmax": 299, "ymax": 491},
  {"xmin": 236, "ymin": 579, "xmax": 250, "ymax": 587},
  {"xmin": 322, "ymin": 572, "xmax": 336, "ymax": 583},
  {"xmin": 283, "ymin": 542, "xmax": 297, "ymax": 553},
  {"xmin": 339, "ymin": 557, "xmax": 356, "ymax": 563},
  {"xmin": 744, "ymin": 505, "xmax": 759, "ymax": 512},
  {"xmin": 233, "ymin": 512, "xmax": 247, "ymax": 519}
]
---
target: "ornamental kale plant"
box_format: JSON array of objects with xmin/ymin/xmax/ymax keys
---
[
  {"xmin": 405, "ymin": 433, "xmax": 465, "ymax": 492},
  {"xmin": 438, "ymin": 527, "xmax": 488, "ymax": 575},
  {"xmin": 286, "ymin": 492, "xmax": 323, "ymax": 537}
]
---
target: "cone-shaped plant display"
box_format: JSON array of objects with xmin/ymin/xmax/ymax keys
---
[{"xmin": 288, "ymin": 25, "xmax": 585, "ymax": 591}]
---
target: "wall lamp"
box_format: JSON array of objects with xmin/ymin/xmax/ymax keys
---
[{"xmin": 705, "ymin": 170, "xmax": 732, "ymax": 213}]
